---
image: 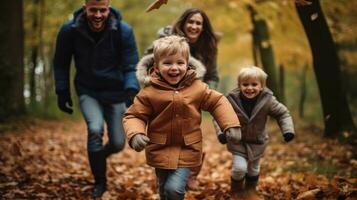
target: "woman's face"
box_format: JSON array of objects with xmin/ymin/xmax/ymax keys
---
[{"xmin": 184, "ymin": 13, "xmax": 203, "ymax": 43}]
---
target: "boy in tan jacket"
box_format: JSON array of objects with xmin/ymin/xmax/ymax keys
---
[
  {"xmin": 215, "ymin": 66, "xmax": 295, "ymax": 198},
  {"xmin": 123, "ymin": 35, "xmax": 241, "ymax": 200}
]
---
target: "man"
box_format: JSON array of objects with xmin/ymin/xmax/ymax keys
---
[{"xmin": 53, "ymin": 0, "xmax": 139, "ymax": 197}]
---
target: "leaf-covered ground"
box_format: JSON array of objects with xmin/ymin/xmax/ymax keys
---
[{"xmin": 0, "ymin": 118, "xmax": 356, "ymax": 199}]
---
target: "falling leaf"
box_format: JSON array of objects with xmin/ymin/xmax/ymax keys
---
[{"xmin": 145, "ymin": 0, "xmax": 168, "ymax": 13}]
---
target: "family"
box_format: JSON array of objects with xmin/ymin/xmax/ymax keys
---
[{"xmin": 53, "ymin": 0, "xmax": 295, "ymax": 199}]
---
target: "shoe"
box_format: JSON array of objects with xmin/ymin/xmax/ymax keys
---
[
  {"xmin": 245, "ymin": 175, "xmax": 262, "ymax": 200},
  {"xmin": 92, "ymin": 182, "xmax": 107, "ymax": 198},
  {"xmin": 88, "ymin": 150, "xmax": 107, "ymax": 198},
  {"xmin": 231, "ymin": 176, "xmax": 245, "ymax": 199}
]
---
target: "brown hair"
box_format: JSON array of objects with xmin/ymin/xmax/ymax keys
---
[{"xmin": 172, "ymin": 8, "xmax": 217, "ymax": 71}]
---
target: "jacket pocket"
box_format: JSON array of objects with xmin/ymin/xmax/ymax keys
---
[
  {"xmin": 183, "ymin": 131, "xmax": 202, "ymax": 146},
  {"xmin": 149, "ymin": 132, "xmax": 167, "ymax": 144}
]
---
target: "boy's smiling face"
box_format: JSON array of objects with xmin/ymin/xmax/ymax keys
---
[
  {"xmin": 156, "ymin": 53, "xmax": 188, "ymax": 86},
  {"xmin": 239, "ymin": 77, "xmax": 263, "ymax": 99}
]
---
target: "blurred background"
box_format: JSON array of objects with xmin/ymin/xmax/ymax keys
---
[
  {"xmin": 0, "ymin": 1, "xmax": 356, "ymax": 198},
  {"xmin": 1, "ymin": 0, "xmax": 356, "ymax": 135}
]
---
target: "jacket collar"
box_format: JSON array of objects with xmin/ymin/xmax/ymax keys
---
[
  {"xmin": 150, "ymin": 69, "xmax": 197, "ymax": 90},
  {"xmin": 228, "ymin": 88, "xmax": 273, "ymax": 121}
]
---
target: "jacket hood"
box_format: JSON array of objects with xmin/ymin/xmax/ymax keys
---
[{"xmin": 71, "ymin": 7, "xmax": 122, "ymax": 29}]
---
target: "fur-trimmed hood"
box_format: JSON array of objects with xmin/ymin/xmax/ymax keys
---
[{"xmin": 136, "ymin": 53, "xmax": 206, "ymax": 86}]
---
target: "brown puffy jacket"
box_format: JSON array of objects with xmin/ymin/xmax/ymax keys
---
[{"xmin": 123, "ymin": 69, "xmax": 240, "ymax": 169}]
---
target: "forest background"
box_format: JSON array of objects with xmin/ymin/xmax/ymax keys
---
[
  {"xmin": 17, "ymin": 0, "xmax": 357, "ymax": 128},
  {"xmin": 0, "ymin": 0, "xmax": 356, "ymax": 199}
]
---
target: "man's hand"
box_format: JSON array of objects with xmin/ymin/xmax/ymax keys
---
[
  {"xmin": 130, "ymin": 134, "xmax": 150, "ymax": 152},
  {"xmin": 57, "ymin": 91, "xmax": 73, "ymax": 114},
  {"xmin": 125, "ymin": 89, "xmax": 138, "ymax": 107},
  {"xmin": 225, "ymin": 127, "xmax": 241, "ymax": 144}
]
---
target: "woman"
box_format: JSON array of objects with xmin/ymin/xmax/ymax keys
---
[
  {"xmin": 138, "ymin": 8, "xmax": 220, "ymax": 89},
  {"xmin": 171, "ymin": 8, "xmax": 219, "ymax": 88},
  {"xmin": 136, "ymin": 8, "xmax": 220, "ymax": 191}
]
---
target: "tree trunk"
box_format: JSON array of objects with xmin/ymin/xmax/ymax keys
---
[
  {"xmin": 296, "ymin": 0, "xmax": 356, "ymax": 138},
  {"xmin": 299, "ymin": 63, "xmax": 308, "ymax": 118},
  {"xmin": 279, "ymin": 64, "xmax": 286, "ymax": 104},
  {"xmin": 247, "ymin": 5, "xmax": 281, "ymax": 100},
  {"xmin": 29, "ymin": 0, "xmax": 40, "ymax": 106},
  {"xmin": 0, "ymin": 0, "xmax": 25, "ymax": 121}
]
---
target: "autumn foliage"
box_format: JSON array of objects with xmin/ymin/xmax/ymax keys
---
[{"xmin": 0, "ymin": 119, "xmax": 356, "ymax": 199}]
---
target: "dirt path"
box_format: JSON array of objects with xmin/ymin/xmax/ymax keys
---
[{"xmin": 0, "ymin": 119, "xmax": 355, "ymax": 199}]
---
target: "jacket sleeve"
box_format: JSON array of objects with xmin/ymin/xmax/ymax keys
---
[
  {"xmin": 203, "ymin": 58, "xmax": 219, "ymax": 84},
  {"xmin": 269, "ymin": 96, "xmax": 295, "ymax": 135},
  {"xmin": 53, "ymin": 23, "xmax": 73, "ymax": 94},
  {"xmin": 120, "ymin": 21, "xmax": 140, "ymax": 91},
  {"xmin": 123, "ymin": 90, "xmax": 152, "ymax": 143},
  {"xmin": 200, "ymin": 84, "xmax": 240, "ymax": 132}
]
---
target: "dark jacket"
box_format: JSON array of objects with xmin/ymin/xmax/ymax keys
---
[{"xmin": 54, "ymin": 7, "xmax": 139, "ymax": 103}]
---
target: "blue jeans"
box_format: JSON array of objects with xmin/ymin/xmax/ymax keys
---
[
  {"xmin": 155, "ymin": 168, "xmax": 190, "ymax": 200},
  {"xmin": 79, "ymin": 94, "xmax": 126, "ymax": 153}
]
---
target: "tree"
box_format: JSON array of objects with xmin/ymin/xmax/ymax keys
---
[
  {"xmin": 247, "ymin": 4, "xmax": 282, "ymax": 101},
  {"xmin": 296, "ymin": 0, "xmax": 356, "ymax": 138},
  {"xmin": 0, "ymin": 0, "xmax": 25, "ymax": 121},
  {"xmin": 29, "ymin": 0, "xmax": 40, "ymax": 107}
]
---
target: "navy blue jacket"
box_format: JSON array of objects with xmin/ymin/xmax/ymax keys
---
[{"xmin": 54, "ymin": 8, "xmax": 139, "ymax": 103}]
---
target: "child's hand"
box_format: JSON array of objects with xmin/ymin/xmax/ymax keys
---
[
  {"xmin": 217, "ymin": 133, "xmax": 227, "ymax": 144},
  {"xmin": 130, "ymin": 134, "xmax": 150, "ymax": 152},
  {"xmin": 283, "ymin": 132, "xmax": 295, "ymax": 142},
  {"xmin": 225, "ymin": 127, "xmax": 241, "ymax": 144}
]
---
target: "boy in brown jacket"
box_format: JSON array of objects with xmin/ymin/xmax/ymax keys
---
[
  {"xmin": 215, "ymin": 66, "xmax": 295, "ymax": 198},
  {"xmin": 123, "ymin": 35, "xmax": 241, "ymax": 200}
]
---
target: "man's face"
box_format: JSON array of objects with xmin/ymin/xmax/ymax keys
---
[{"xmin": 84, "ymin": 0, "xmax": 110, "ymax": 32}]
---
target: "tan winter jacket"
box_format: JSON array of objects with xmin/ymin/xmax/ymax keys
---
[
  {"xmin": 123, "ymin": 70, "xmax": 240, "ymax": 169},
  {"xmin": 226, "ymin": 88, "xmax": 295, "ymax": 161}
]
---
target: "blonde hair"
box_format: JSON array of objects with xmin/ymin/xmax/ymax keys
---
[
  {"xmin": 152, "ymin": 35, "xmax": 190, "ymax": 63},
  {"xmin": 237, "ymin": 66, "xmax": 268, "ymax": 88}
]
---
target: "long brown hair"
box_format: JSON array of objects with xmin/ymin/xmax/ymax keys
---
[{"xmin": 172, "ymin": 8, "xmax": 218, "ymax": 71}]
